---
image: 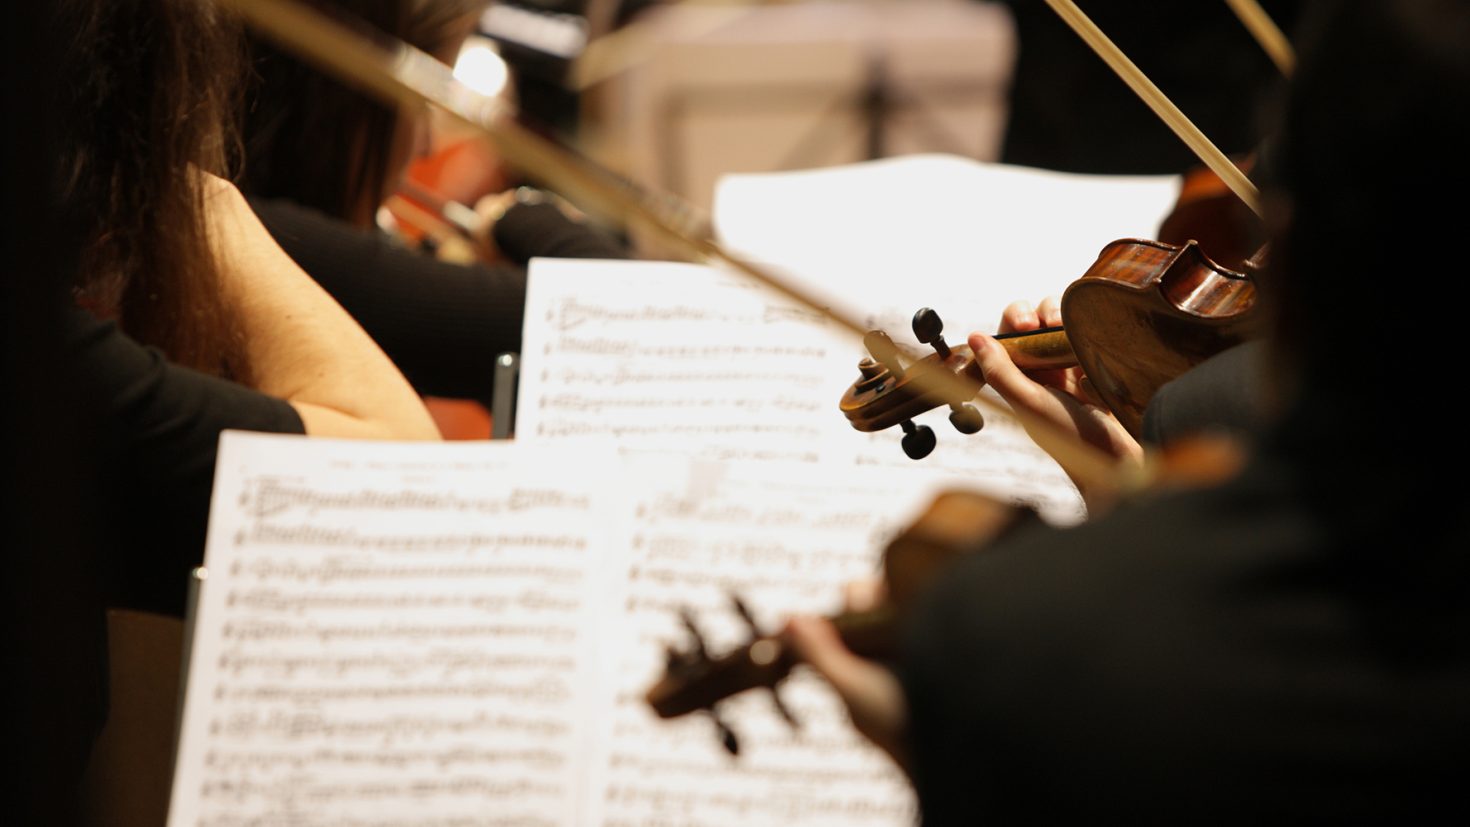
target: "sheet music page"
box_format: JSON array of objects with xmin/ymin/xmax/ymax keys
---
[
  {"xmin": 591, "ymin": 458, "xmax": 967, "ymax": 827},
  {"xmin": 713, "ymin": 154, "xmax": 1181, "ymax": 337},
  {"xmin": 518, "ymin": 259, "xmax": 1086, "ymax": 525},
  {"xmin": 168, "ymin": 433, "xmax": 625, "ymax": 827},
  {"xmin": 517, "ymin": 259, "xmax": 855, "ymax": 464}
]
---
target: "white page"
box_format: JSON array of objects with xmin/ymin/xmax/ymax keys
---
[
  {"xmin": 168, "ymin": 433, "xmax": 624, "ymax": 827},
  {"xmin": 518, "ymin": 259, "xmax": 1085, "ymax": 525},
  {"xmin": 713, "ymin": 154, "xmax": 1181, "ymax": 337}
]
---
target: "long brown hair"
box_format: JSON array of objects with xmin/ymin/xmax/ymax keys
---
[
  {"xmin": 59, "ymin": 0, "xmax": 248, "ymax": 377},
  {"xmin": 238, "ymin": 0, "xmax": 487, "ymax": 228}
]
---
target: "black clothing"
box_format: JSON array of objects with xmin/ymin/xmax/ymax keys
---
[
  {"xmin": 66, "ymin": 309, "xmax": 305, "ymax": 617},
  {"xmin": 1141, "ymin": 341, "xmax": 1269, "ymax": 446},
  {"xmin": 900, "ymin": 394, "xmax": 1469, "ymax": 823},
  {"xmin": 250, "ymin": 198, "xmax": 627, "ymax": 406},
  {"xmin": 8, "ymin": 309, "xmax": 306, "ymax": 818},
  {"xmin": 995, "ymin": 1, "xmax": 1302, "ymax": 174}
]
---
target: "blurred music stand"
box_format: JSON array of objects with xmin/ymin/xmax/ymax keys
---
[{"xmin": 590, "ymin": 0, "xmax": 1017, "ymax": 212}]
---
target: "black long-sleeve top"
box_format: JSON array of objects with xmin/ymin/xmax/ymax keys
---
[{"xmin": 65, "ymin": 309, "xmax": 306, "ymax": 617}]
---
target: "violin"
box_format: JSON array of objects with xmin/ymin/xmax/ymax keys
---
[
  {"xmin": 840, "ymin": 238, "xmax": 1262, "ymax": 459},
  {"xmin": 645, "ymin": 489, "xmax": 1042, "ymax": 752}
]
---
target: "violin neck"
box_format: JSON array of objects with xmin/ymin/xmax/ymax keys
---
[{"xmin": 994, "ymin": 326, "xmax": 1076, "ymax": 371}]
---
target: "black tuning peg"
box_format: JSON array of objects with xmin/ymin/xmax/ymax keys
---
[
  {"xmin": 900, "ymin": 420, "xmax": 937, "ymax": 459},
  {"xmin": 730, "ymin": 592, "xmax": 760, "ymax": 636},
  {"xmin": 710, "ymin": 710, "xmax": 741, "ymax": 756},
  {"xmin": 863, "ymin": 330, "xmax": 905, "ymax": 379},
  {"xmin": 679, "ymin": 607, "xmax": 709, "ymax": 658},
  {"xmin": 948, "ymin": 403, "xmax": 984, "ymax": 434},
  {"xmin": 912, "ymin": 308, "xmax": 952, "ymax": 358},
  {"xmin": 769, "ymin": 685, "xmax": 800, "ymax": 730}
]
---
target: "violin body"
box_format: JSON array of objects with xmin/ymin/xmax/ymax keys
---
[{"xmin": 1062, "ymin": 238, "xmax": 1259, "ymax": 436}]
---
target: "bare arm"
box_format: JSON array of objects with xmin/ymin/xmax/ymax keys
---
[{"xmin": 204, "ymin": 175, "xmax": 440, "ymax": 440}]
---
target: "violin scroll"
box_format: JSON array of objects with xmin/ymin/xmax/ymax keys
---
[
  {"xmin": 840, "ymin": 308, "xmax": 1073, "ymax": 459},
  {"xmin": 649, "ymin": 591, "xmax": 817, "ymax": 754}
]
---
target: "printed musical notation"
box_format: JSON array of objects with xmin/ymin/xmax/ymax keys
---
[
  {"xmin": 169, "ymin": 436, "xmax": 617, "ymax": 826},
  {"xmin": 171, "ymin": 436, "xmax": 956, "ymax": 826},
  {"xmin": 518, "ymin": 260, "xmax": 848, "ymax": 465}
]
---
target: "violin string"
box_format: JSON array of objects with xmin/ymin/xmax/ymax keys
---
[{"xmin": 221, "ymin": 0, "xmax": 1138, "ymax": 496}]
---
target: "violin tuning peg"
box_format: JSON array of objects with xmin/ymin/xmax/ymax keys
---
[
  {"xmin": 900, "ymin": 420, "xmax": 937, "ymax": 460},
  {"xmin": 912, "ymin": 308, "xmax": 952, "ymax": 358},
  {"xmin": 679, "ymin": 607, "xmax": 709, "ymax": 657},
  {"xmin": 729, "ymin": 592, "xmax": 762, "ymax": 638},
  {"xmin": 664, "ymin": 643, "xmax": 685, "ymax": 670},
  {"xmin": 912, "ymin": 308, "xmax": 943, "ymax": 342},
  {"xmin": 948, "ymin": 403, "xmax": 984, "ymax": 435},
  {"xmin": 770, "ymin": 687, "xmax": 801, "ymax": 731},
  {"xmin": 710, "ymin": 710, "xmax": 741, "ymax": 756}
]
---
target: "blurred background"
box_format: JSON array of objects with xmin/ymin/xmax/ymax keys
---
[{"xmin": 412, "ymin": 0, "xmax": 1301, "ymax": 220}]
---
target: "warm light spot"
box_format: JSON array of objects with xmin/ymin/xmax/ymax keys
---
[{"xmin": 452, "ymin": 36, "xmax": 509, "ymax": 98}]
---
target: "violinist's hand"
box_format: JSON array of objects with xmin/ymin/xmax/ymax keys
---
[
  {"xmin": 783, "ymin": 583, "xmax": 911, "ymax": 777},
  {"xmin": 971, "ymin": 298, "xmax": 1142, "ymax": 512}
]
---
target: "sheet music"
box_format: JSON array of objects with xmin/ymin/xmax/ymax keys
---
[
  {"xmin": 518, "ymin": 259, "xmax": 1086, "ymax": 525},
  {"xmin": 170, "ymin": 435, "xmax": 985, "ymax": 826},
  {"xmin": 517, "ymin": 259, "xmax": 854, "ymax": 464},
  {"xmin": 169, "ymin": 434, "xmax": 623, "ymax": 827}
]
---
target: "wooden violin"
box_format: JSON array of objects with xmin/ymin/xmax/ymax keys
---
[
  {"xmin": 839, "ymin": 238, "xmax": 1261, "ymax": 459},
  {"xmin": 645, "ymin": 490, "xmax": 1041, "ymax": 752}
]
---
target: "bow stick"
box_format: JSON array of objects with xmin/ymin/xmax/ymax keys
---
[
  {"xmin": 1225, "ymin": 0, "xmax": 1295, "ymax": 76},
  {"xmin": 1044, "ymin": 0, "xmax": 1264, "ymax": 218}
]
